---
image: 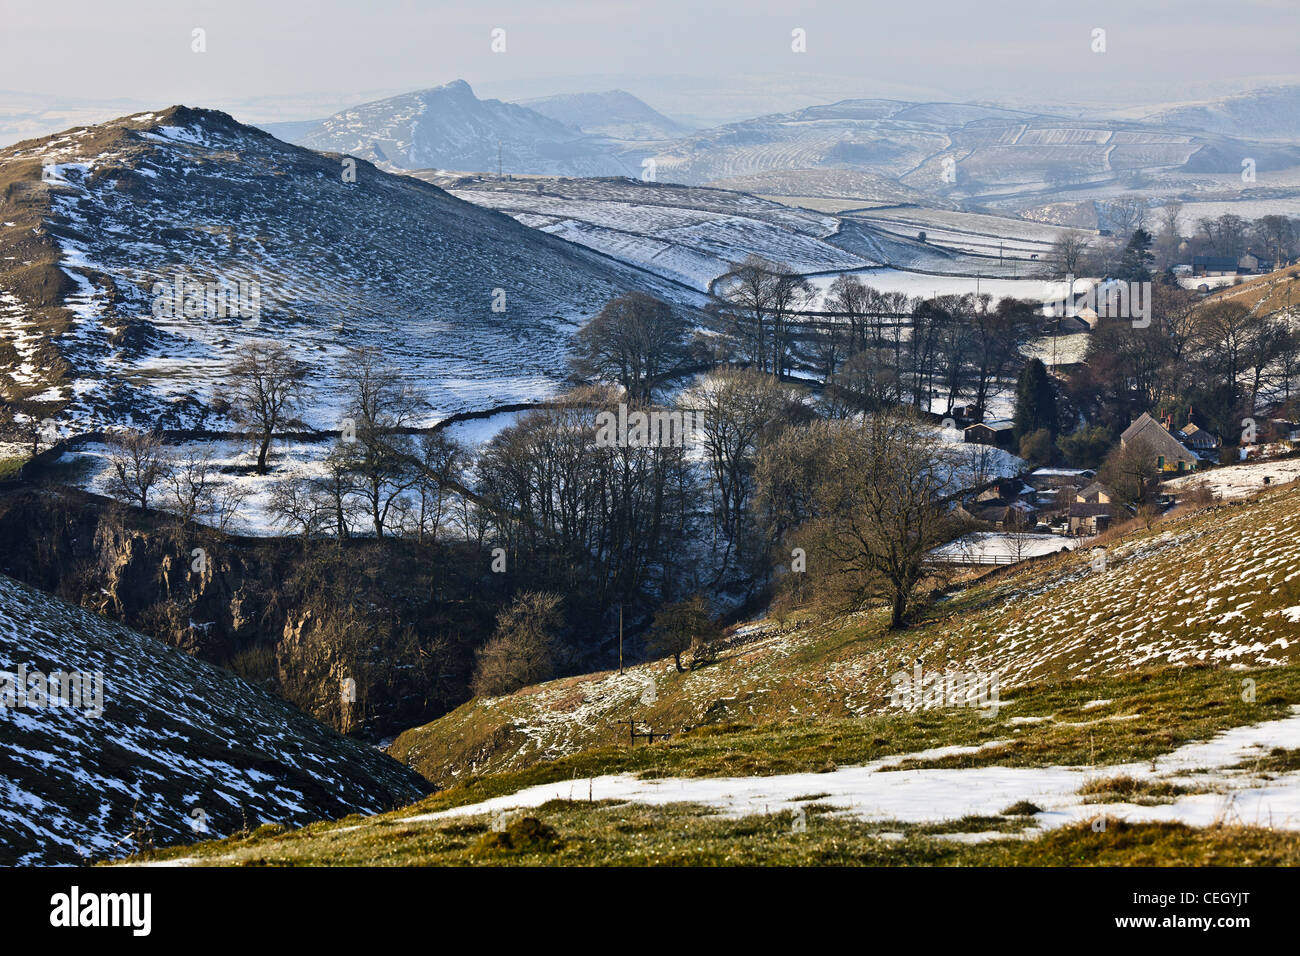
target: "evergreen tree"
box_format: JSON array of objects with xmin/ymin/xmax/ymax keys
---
[
  {"xmin": 1012, "ymin": 359, "xmax": 1058, "ymax": 440},
  {"xmin": 1117, "ymin": 228, "xmax": 1155, "ymax": 282}
]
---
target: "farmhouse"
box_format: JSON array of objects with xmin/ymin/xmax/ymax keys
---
[
  {"xmin": 1121, "ymin": 412, "xmax": 1200, "ymax": 474},
  {"xmin": 1068, "ymin": 502, "xmax": 1115, "ymax": 536},
  {"xmin": 1076, "ymin": 481, "xmax": 1114, "ymax": 504},
  {"xmin": 1189, "ymin": 254, "xmax": 1275, "ymax": 277}
]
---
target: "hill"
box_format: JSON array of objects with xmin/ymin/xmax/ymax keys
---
[
  {"xmin": 517, "ymin": 90, "xmax": 690, "ymax": 142},
  {"xmin": 1135, "ymin": 87, "xmax": 1300, "ymax": 144},
  {"xmin": 391, "ymin": 483, "xmax": 1300, "ymax": 787},
  {"xmin": 0, "ymin": 105, "xmax": 703, "ymax": 431},
  {"xmin": 120, "ymin": 483, "xmax": 1300, "ymax": 865},
  {"xmin": 0, "ymin": 571, "xmax": 429, "ymax": 865},
  {"xmin": 1199, "ymin": 265, "xmax": 1300, "ymax": 318},
  {"xmin": 298, "ymin": 80, "xmax": 631, "ymax": 175}
]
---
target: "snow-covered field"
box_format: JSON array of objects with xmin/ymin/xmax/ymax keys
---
[
  {"xmin": 1166, "ymin": 456, "xmax": 1300, "ymax": 500},
  {"xmin": 930, "ymin": 532, "xmax": 1081, "ymax": 565},
  {"xmin": 446, "ymin": 177, "xmax": 874, "ymax": 291},
  {"xmin": 440, "ymin": 410, "xmax": 530, "ymax": 448},
  {"xmin": 64, "ymin": 439, "xmax": 337, "ymax": 536},
  {"xmin": 407, "ymin": 707, "xmax": 1300, "ymax": 834},
  {"xmin": 808, "ymin": 269, "xmax": 1086, "ymax": 308}
]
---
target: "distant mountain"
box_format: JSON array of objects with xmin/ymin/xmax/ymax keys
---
[
  {"xmin": 297, "ymin": 80, "xmax": 631, "ymax": 175},
  {"xmin": 517, "ymin": 90, "xmax": 691, "ymax": 142},
  {"xmin": 630, "ymin": 96, "xmax": 1300, "ymax": 213},
  {"xmin": 258, "ymin": 117, "xmax": 328, "ymax": 142},
  {"xmin": 0, "ymin": 106, "xmax": 703, "ymax": 431},
  {"xmin": 0, "ymin": 571, "xmax": 428, "ymax": 864},
  {"xmin": 1136, "ymin": 87, "xmax": 1300, "ymax": 143}
]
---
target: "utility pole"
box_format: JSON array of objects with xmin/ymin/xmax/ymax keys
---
[
  {"xmin": 498, "ymin": 140, "xmax": 502, "ymax": 180},
  {"xmin": 618, "ymin": 605, "xmax": 624, "ymax": 675}
]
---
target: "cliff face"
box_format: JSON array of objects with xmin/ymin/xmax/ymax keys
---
[{"xmin": 0, "ymin": 486, "xmax": 493, "ymax": 737}]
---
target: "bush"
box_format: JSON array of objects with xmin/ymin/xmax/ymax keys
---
[{"xmin": 472, "ymin": 817, "xmax": 563, "ymax": 855}]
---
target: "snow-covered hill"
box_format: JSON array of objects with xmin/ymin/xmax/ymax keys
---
[
  {"xmin": 299, "ymin": 80, "xmax": 632, "ymax": 175},
  {"xmin": 0, "ymin": 106, "xmax": 705, "ymax": 431},
  {"xmin": 0, "ymin": 572, "xmax": 429, "ymax": 865},
  {"xmin": 1135, "ymin": 86, "xmax": 1300, "ymax": 144},
  {"xmin": 518, "ymin": 90, "xmax": 690, "ymax": 142},
  {"xmin": 425, "ymin": 175, "xmax": 875, "ymax": 290}
]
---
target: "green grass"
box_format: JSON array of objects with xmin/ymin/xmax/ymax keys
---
[
  {"xmin": 1231, "ymin": 747, "xmax": 1300, "ymax": 775},
  {"xmin": 126, "ymin": 801, "xmax": 1300, "ymax": 867},
  {"xmin": 0, "ymin": 457, "xmax": 26, "ymax": 480},
  {"xmin": 392, "ymin": 486, "xmax": 1300, "ymax": 789},
  {"xmin": 124, "ymin": 661, "xmax": 1300, "ymax": 867}
]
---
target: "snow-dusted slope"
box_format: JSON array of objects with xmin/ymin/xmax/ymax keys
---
[
  {"xmin": 0, "ymin": 572, "xmax": 428, "ymax": 865},
  {"xmin": 299, "ymin": 80, "xmax": 631, "ymax": 175},
  {"xmin": 0, "ymin": 106, "xmax": 705, "ymax": 430},
  {"xmin": 518, "ymin": 90, "xmax": 690, "ymax": 142},
  {"xmin": 1135, "ymin": 86, "xmax": 1300, "ymax": 144},
  {"xmin": 430, "ymin": 175, "xmax": 873, "ymax": 290}
]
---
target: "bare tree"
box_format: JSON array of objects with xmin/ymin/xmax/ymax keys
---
[
  {"xmin": 1103, "ymin": 197, "xmax": 1148, "ymax": 236},
  {"xmin": 228, "ymin": 342, "xmax": 310, "ymax": 475},
  {"xmin": 1100, "ymin": 437, "xmax": 1161, "ymax": 505},
  {"xmin": 778, "ymin": 411, "xmax": 957, "ymax": 627},
  {"xmin": 413, "ymin": 431, "xmax": 466, "ymax": 544},
  {"xmin": 470, "ymin": 592, "xmax": 563, "ymax": 697},
  {"xmin": 1044, "ymin": 233, "xmax": 1090, "ymax": 276},
  {"xmin": 338, "ymin": 347, "xmax": 424, "ymax": 538},
  {"xmin": 163, "ymin": 447, "xmax": 216, "ymax": 526},
  {"xmin": 269, "ymin": 472, "xmax": 326, "ymax": 538},
  {"xmin": 686, "ymin": 369, "xmax": 804, "ymax": 559},
  {"xmin": 647, "ymin": 594, "xmax": 722, "ymax": 672},
  {"xmin": 569, "ymin": 293, "xmax": 689, "ymax": 402},
  {"xmin": 105, "ymin": 429, "xmax": 167, "ymax": 511}
]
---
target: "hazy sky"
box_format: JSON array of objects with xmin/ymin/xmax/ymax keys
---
[{"xmin": 4, "ymin": 0, "xmax": 1299, "ymax": 123}]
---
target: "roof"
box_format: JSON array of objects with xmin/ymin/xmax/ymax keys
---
[
  {"xmin": 1069, "ymin": 502, "xmax": 1115, "ymax": 517},
  {"xmin": 1077, "ymin": 481, "xmax": 1113, "ymax": 500},
  {"xmin": 1031, "ymin": 467, "xmax": 1096, "ymax": 478},
  {"xmin": 1192, "ymin": 255, "xmax": 1238, "ymax": 269},
  {"xmin": 1178, "ymin": 425, "xmax": 1220, "ymax": 450},
  {"xmin": 1121, "ymin": 412, "xmax": 1198, "ymax": 462}
]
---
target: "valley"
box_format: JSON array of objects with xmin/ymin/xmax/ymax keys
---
[{"xmin": 3, "ymin": 40, "xmax": 1300, "ymax": 879}]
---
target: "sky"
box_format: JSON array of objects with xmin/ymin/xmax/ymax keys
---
[{"xmin": 2, "ymin": 0, "xmax": 1299, "ymax": 126}]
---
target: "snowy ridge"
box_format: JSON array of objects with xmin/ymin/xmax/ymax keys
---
[
  {"xmin": 0, "ymin": 106, "xmax": 706, "ymax": 430},
  {"xmin": 0, "ymin": 572, "xmax": 428, "ymax": 864}
]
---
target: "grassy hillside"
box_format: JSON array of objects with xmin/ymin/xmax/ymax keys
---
[
  {"xmin": 1203, "ymin": 265, "xmax": 1300, "ymax": 317},
  {"xmin": 132, "ymin": 659, "xmax": 1300, "ymax": 866},
  {"xmin": 123, "ymin": 485, "xmax": 1300, "ymax": 866},
  {"xmin": 391, "ymin": 485, "xmax": 1300, "ymax": 788}
]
